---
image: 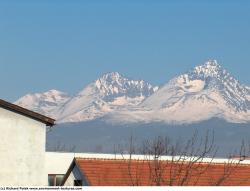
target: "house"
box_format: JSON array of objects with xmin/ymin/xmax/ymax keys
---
[
  {"xmin": 0, "ymin": 99, "xmax": 55, "ymax": 186},
  {"xmin": 61, "ymin": 157, "xmax": 250, "ymax": 186}
]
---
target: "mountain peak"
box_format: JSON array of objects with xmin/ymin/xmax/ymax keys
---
[
  {"xmin": 57, "ymin": 72, "xmax": 158, "ymax": 122},
  {"xmin": 142, "ymin": 60, "xmax": 249, "ymax": 123},
  {"xmin": 99, "ymin": 72, "xmax": 124, "ymax": 82},
  {"xmin": 15, "ymin": 89, "xmax": 71, "ymax": 118},
  {"xmin": 90, "ymin": 72, "xmax": 157, "ymax": 100},
  {"xmin": 192, "ymin": 60, "xmax": 224, "ymax": 78},
  {"xmin": 205, "ymin": 59, "xmax": 220, "ymax": 67},
  {"xmin": 44, "ymin": 89, "xmax": 68, "ymax": 96},
  {"xmin": 181, "ymin": 60, "xmax": 250, "ymax": 112}
]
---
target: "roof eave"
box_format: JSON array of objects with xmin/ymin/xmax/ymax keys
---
[{"xmin": 0, "ymin": 99, "xmax": 55, "ymax": 126}]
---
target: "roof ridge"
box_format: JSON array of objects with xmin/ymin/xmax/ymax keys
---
[
  {"xmin": 75, "ymin": 157, "xmax": 144, "ymax": 161},
  {"xmin": 74, "ymin": 157, "xmax": 250, "ymax": 166}
]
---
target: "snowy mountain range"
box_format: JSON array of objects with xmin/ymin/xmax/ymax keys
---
[
  {"xmin": 15, "ymin": 60, "xmax": 250, "ymax": 124},
  {"xmin": 15, "ymin": 72, "xmax": 158, "ymax": 123}
]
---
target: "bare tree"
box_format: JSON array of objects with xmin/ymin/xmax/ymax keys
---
[
  {"xmin": 209, "ymin": 140, "xmax": 249, "ymax": 186},
  {"xmin": 119, "ymin": 130, "xmax": 250, "ymax": 186}
]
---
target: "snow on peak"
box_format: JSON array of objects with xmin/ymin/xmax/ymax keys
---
[
  {"xmin": 45, "ymin": 89, "xmax": 66, "ymax": 95},
  {"xmin": 140, "ymin": 60, "xmax": 250, "ymax": 124},
  {"xmin": 80, "ymin": 72, "xmax": 157, "ymax": 101},
  {"xmin": 55, "ymin": 72, "xmax": 158, "ymax": 122},
  {"xmin": 14, "ymin": 62, "xmax": 250, "ymax": 124},
  {"xmin": 15, "ymin": 89, "xmax": 71, "ymax": 118},
  {"xmin": 192, "ymin": 60, "xmax": 223, "ymax": 78},
  {"xmin": 205, "ymin": 59, "xmax": 219, "ymax": 67},
  {"xmin": 186, "ymin": 60, "xmax": 249, "ymax": 112},
  {"xmin": 99, "ymin": 72, "xmax": 123, "ymax": 81},
  {"xmin": 16, "ymin": 89, "xmax": 69, "ymax": 105}
]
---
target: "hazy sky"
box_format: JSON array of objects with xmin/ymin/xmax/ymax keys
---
[{"xmin": 1, "ymin": 0, "xmax": 250, "ymax": 101}]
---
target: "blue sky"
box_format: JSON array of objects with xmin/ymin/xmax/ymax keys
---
[{"xmin": 0, "ymin": 0, "xmax": 250, "ymax": 101}]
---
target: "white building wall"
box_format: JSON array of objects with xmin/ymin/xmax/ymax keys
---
[
  {"xmin": 45, "ymin": 152, "xmax": 77, "ymax": 175},
  {"xmin": 0, "ymin": 108, "xmax": 47, "ymax": 186}
]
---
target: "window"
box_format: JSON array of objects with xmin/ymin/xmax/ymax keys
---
[
  {"xmin": 74, "ymin": 180, "xmax": 82, "ymax": 186},
  {"xmin": 48, "ymin": 174, "xmax": 64, "ymax": 186}
]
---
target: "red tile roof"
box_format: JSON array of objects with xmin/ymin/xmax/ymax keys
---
[{"xmin": 62, "ymin": 158, "xmax": 250, "ymax": 186}]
